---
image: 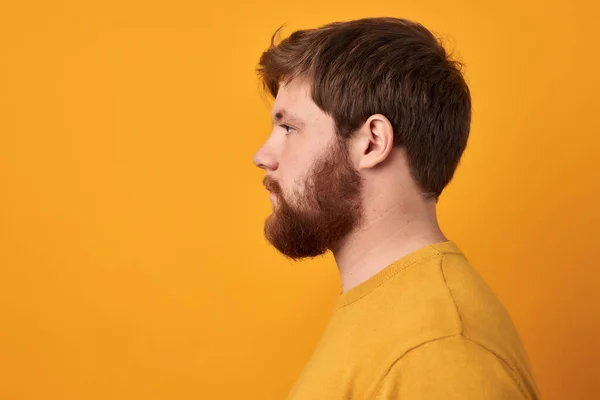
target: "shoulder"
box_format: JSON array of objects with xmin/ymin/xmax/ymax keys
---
[{"xmin": 372, "ymin": 335, "xmax": 535, "ymax": 400}]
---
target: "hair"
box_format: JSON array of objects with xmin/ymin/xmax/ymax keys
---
[{"xmin": 257, "ymin": 17, "xmax": 471, "ymax": 201}]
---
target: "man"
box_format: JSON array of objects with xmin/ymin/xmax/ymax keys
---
[{"xmin": 252, "ymin": 17, "xmax": 539, "ymax": 399}]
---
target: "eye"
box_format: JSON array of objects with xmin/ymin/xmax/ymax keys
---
[{"xmin": 280, "ymin": 124, "xmax": 295, "ymax": 134}]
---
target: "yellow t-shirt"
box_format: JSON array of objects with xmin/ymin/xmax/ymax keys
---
[{"xmin": 286, "ymin": 241, "xmax": 540, "ymax": 399}]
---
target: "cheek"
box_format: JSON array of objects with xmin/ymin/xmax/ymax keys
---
[
  {"xmin": 280, "ymin": 151, "xmax": 312, "ymax": 191},
  {"xmin": 279, "ymin": 134, "xmax": 330, "ymax": 198},
  {"xmin": 277, "ymin": 169, "xmax": 312, "ymax": 207},
  {"xmin": 280, "ymin": 170, "xmax": 304, "ymax": 199}
]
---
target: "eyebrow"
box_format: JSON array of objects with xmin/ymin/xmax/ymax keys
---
[{"xmin": 272, "ymin": 109, "xmax": 306, "ymax": 127}]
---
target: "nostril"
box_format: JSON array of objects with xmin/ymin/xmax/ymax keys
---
[
  {"xmin": 253, "ymin": 149, "xmax": 269, "ymax": 170},
  {"xmin": 253, "ymin": 145, "xmax": 278, "ymax": 172}
]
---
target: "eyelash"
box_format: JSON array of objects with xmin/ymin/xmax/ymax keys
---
[{"xmin": 280, "ymin": 124, "xmax": 295, "ymax": 134}]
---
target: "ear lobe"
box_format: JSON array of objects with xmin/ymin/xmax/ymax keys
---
[{"xmin": 358, "ymin": 114, "xmax": 395, "ymax": 169}]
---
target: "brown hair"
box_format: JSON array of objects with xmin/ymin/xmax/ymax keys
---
[{"xmin": 257, "ymin": 17, "xmax": 471, "ymax": 200}]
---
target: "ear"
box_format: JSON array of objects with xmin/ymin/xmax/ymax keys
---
[{"xmin": 351, "ymin": 114, "xmax": 395, "ymax": 170}]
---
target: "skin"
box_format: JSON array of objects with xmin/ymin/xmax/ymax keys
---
[{"xmin": 253, "ymin": 77, "xmax": 447, "ymax": 293}]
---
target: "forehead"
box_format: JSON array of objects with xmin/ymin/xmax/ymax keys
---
[{"xmin": 274, "ymin": 78, "xmax": 311, "ymax": 107}]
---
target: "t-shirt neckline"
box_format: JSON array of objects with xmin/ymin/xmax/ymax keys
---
[{"xmin": 334, "ymin": 240, "xmax": 460, "ymax": 311}]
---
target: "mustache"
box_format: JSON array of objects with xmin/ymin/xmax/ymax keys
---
[{"xmin": 263, "ymin": 176, "xmax": 282, "ymax": 195}]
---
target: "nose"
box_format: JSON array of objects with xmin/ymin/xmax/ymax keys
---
[{"xmin": 253, "ymin": 141, "xmax": 278, "ymax": 172}]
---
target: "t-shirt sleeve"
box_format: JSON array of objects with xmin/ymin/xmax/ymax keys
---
[{"xmin": 372, "ymin": 336, "xmax": 532, "ymax": 400}]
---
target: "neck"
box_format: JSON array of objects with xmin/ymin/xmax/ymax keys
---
[{"xmin": 332, "ymin": 196, "xmax": 447, "ymax": 293}]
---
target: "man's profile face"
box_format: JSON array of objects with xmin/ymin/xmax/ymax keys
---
[{"xmin": 253, "ymin": 78, "xmax": 363, "ymax": 259}]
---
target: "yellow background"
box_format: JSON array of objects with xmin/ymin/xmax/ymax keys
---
[{"xmin": 0, "ymin": 1, "xmax": 598, "ymax": 399}]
